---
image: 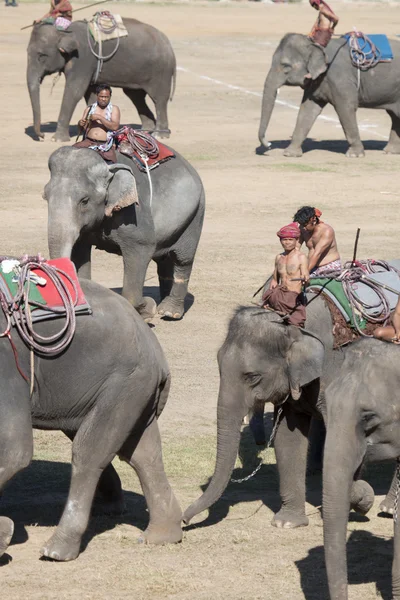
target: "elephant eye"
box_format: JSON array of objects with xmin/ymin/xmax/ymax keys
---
[
  {"xmin": 38, "ymin": 52, "xmax": 47, "ymax": 62},
  {"xmin": 80, "ymin": 197, "xmax": 89, "ymax": 206},
  {"xmin": 243, "ymin": 372, "xmax": 262, "ymax": 387}
]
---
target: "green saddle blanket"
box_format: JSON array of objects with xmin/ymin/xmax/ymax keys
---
[{"xmin": 308, "ymin": 278, "xmax": 368, "ymax": 330}]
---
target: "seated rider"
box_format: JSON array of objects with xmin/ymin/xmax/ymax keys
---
[
  {"xmin": 262, "ymin": 222, "xmax": 309, "ymax": 328},
  {"xmin": 73, "ymin": 84, "xmax": 120, "ymax": 164},
  {"xmin": 35, "ymin": 0, "xmax": 73, "ymax": 25},
  {"xmin": 308, "ymin": 0, "xmax": 339, "ymax": 48},
  {"xmin": 293, "ymin": 206, "xmax": 341, "ymax": 278},
  {"xmin": 373, "ymin": 296, "xmax": 400, "ymax": 344}
]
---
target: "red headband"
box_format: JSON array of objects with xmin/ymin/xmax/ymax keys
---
[{"xmin": 277, "ymin": 222, "xmax": 300, "ymax": 239}]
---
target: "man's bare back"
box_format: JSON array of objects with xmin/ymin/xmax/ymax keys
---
[{"xmin": 301, "ymin": 222, "xmax": 340, "ymax": 272}]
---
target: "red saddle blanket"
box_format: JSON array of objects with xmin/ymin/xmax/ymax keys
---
[
  {"xmin": 0, "ymin": 257, "xmax": 91, "ymax": 324},
  {"xmin": 114, "ymin": 127, "xmax": 175, "ymax": 172}
]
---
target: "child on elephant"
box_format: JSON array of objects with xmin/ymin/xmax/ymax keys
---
[{"xmin": 262, "ymin": 222, "xmax": 309, "ymax": 327}]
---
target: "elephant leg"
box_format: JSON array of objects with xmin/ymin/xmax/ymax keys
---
[
  {"xmin": 333, "ymin": 97, "xmax": 365, "ymax": 157},
  {"xmin": 379, "ymin": 462, "xmax": 398, "ymax": 515},
  {"xmin": 157, "ymin": 199, "xmax": 204, "ymax": 320},
  {"xmin": 152, "ymin": 92, "xmax": 171, "ymax": 139},
  {"xmin": 122, "ymin": 247, "xmax": 157, "ymax": 321},
  {"xmin": 119, "ymin": 417, "xmax": 182, "ymax": 545},
  {"xmin": 384, "ymin": 110, "xmax": 400, "ymax": 154},
  {"xmin": 0, "ymin": 377, "xmax": 33, "ymax": 558},
  {"xmin": 84, "ymin": 86, "xmax": 97, "ymax": 106},
  {"xmin": 350, "ymin": 479, "xmax": 374, "ymax": 515},
  {"xmin": 272, "ymin": 402, "xmax": 311, "ymax": 528},
  {"xmin": 155, "ymin": 255, "xmax": 174, "ymax": 302},
  {"xmin": 307, "ymin": 416, "xmax": 325, "ymax": 474},
  {"xmin": 123, "ymin": 88, "xmax": 156, "ymax": 131},
  {"xmin": 53, "ymin": 74, "xmax": 92, "ymax": 142},
  {"xmin": 41, "ymin": 378, "xmax": 142, "ymax": 561},
  {"xmin": 284, "ymin": 96, "xmax": 326, "ymax": 157},
  {"xmin": 71, "ymin": 240, "xmax": 92, "ymax": 280},
  {"xmin": 62, "ymin": 430, "xmax": 124, "ymax": 514}
]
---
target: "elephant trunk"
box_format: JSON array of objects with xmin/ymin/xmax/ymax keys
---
[
  {"xmin": 258, "ymin": 70, "xmax": 279, "ymax": 148},
  {"xmin": 27, "ymin": 67, "xmax": 44, "ymax": 140},
  {"xmin": 323, "ymin": 415, "xmax": 365, "ymax": 600},
  {"xmin": 183, "ymin": 389, "xmax": 246, "ymax": 525},
  {"xmin": 48, "ymin": 207, "xmax": 79, "ymax": 260}
]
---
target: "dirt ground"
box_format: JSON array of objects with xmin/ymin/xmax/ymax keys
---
[{"xmin": 1, "ymin": 0, "xmax": 400, "ymax": 598}]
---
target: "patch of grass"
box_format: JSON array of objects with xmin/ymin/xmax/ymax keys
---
[{"xmin": 270, "ymin": 163, "xmax": 335, "ymax": 173}]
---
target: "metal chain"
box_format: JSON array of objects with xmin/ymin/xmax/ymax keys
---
[
  {"xmin": 231, "ymin": 399, "xmax": 287, "ymax": 484},
  {"xmin": 394, "ymin": 458, "xmax": 400, "ymax": 525}
]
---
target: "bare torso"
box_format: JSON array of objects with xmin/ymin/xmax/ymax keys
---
[
  {"xmin": 81, "ymin": 103, "xmax": 120, "ymax": 142},
  {"xmin": 301, "ymin": 222, "xmax": 340, "ymax": 269},
  {"xmin": 275, "ymin": 249, "xmax": 308, "ymax": 293}
]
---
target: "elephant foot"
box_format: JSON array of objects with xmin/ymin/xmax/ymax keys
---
[
  {"xmin": 157, "ymin": 129, "xmax": 171, "ymax": 139},
  {"xmin": 350, "ymin": 480, "xmax": 374, "ymax": 515},
  {"xmin": 383, "ymin": 144, "xmax": 400, "ymax": 155},
  {"xmin": 137, "ymin": 521, "xmax": 182, "ymax": 545},
  {"xmin": 0, "ymin": 517, "xmax": 14, "ymax": 559},
  {"xmin": 346, "ymin": 146, "xmax": 365, "ymax": 158},
  {"xmin": 157, "ymin": 297, "xmax": 184, "ymax": 320},
  {"xmin": 272, "ymin": 509, "xmax": 309, "ymax": 529},
  {"xmin": 283, "ymin": 146, "xmax": 303, "ymax": 158},
  {"xmin": 51, "ymin": 131, "xmax": 71, "ymax": 143},
  {"xmin": 40, "ymin": 531, "xmax": 81, "ymax": 561},
  {"xmin": 136, "ymin": 297, "xmax": 157, "ymax": 322}
]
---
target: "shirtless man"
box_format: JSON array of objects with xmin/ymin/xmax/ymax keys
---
[
  {"xmin": 262, "ymin": 222, "xmax": 309, "ymax": 327},
  {"xmin": 308, "ymin": 0, "xmax": 339, "ymax": 48},
  {"xmin": 373, "ymin": 297, "xmax": 400, "ymax": 344},
  {"xmin": 73, "ymin": 84, "xmax": 120, "ymax": 163},
  {"xmin": 293, "ymin": 206, "xmax": 341, "ymax": 278}
]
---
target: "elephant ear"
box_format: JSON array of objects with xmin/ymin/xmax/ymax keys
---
[
  {"xmin": 307, "ymin": 44, "xmax": 328, "ymax": 80},
  {"xmin": 58, "ymin": 32, "xmax": 79, "ymax": 55},
  {"xmin": 105, "ymin": 163, "xmax": 139, "ymax": 217},
  {"xmin": 286, "ymin": 327, "xmax": 325, "ymax": 400}
]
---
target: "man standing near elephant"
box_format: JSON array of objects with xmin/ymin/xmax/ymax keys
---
[
  {"xmin": 262, "ymin": 222, "xmax": 309, "ymax": 327},
  {"xmin": 74, "ymin": 84, "xmax": 120, "ymax": 163},
  {"xmin": 293, "ymin": 206, "xmax": 341, "ymax": 277}
]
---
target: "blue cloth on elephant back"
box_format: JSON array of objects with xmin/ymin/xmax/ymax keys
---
[{"xmin": 343, "ymin": 33, "xmax": 393, "ymax": 62}]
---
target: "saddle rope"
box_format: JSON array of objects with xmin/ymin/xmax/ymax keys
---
[{"xmin": 87, "ymin": 11, "xmax": 120, "ymax": 83}]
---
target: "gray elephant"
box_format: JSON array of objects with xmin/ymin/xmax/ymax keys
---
[
  {"xmin": 0, "ymin": 278, "xmax": 182, "ymax": 562},
  {"xmin": 44, "ymin": 146, "xmax": 205, "ymax": 320},
  {"xmin": 323, "ymin": 339, "xmax": 400, "ymax": 600},
  {"xmin": 258, "ymin": 33, "xmax": 400, "ymax": 157},
  {"xmin": 184, "ymin": 301, "xmax": 374, "ymax": 529},
  {"xmin": 27, "ymin": 19, "xmax": 176, "ymax": 141}
]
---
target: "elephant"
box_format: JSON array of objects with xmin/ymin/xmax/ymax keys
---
[
  {"xmin": 0, "ymin": 277, "xmax": 182, "ymax": 562},
  {"xmin": 27, "ymin": 19, "xmax": 176, "ymax": 142},
  {"xmin": 183, "ymin": 300, "xmax": 375, "ymax": 529},
  {"xmin": 44, "ymin": 145, "xmax": 205, "ymax": 320},
  {"xmin": 323, "ymin": 339, "xmax": 400, "ymax": 600},
  {"xmin": 258, "ymin": 33, "xmax": 400, "ymax": 157}
]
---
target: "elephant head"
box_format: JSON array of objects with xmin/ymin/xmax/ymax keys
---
[
  {"xmin": 322, "ymin": 340, "xmax": 400, "ymax": 600},
  {"xmin": 27, "ymin": 23, "xmax": 79, "ymax": 139},
  {"xmin": 183, "ymin": 306, "xmax": 324, "ymax": 525},
  {"xmin": 44, "ymin": 147, "xmax": 138, "ymax": 259},
  {"xmin": 258, "ymin": 33, "xmax": 328, "ymax": 148}
]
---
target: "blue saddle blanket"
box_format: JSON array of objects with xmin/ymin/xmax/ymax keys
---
[{"xmin": 344, "ymin": 33, "xmax": 393, "ymax": 61}]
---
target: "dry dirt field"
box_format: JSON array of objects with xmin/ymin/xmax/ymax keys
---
[{"xmin": 1, "ymin": 0, "xmax": 400, "ymax": 598}]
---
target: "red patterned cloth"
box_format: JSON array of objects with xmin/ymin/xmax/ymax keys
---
[{"xmin": 277, "ymin": 222, "xmax": 301, "ymax": 239}]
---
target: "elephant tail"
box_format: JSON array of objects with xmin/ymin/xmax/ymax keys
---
[{"xmin": 170, "ymin": 65, "xmax": 176, "ymax": 101}]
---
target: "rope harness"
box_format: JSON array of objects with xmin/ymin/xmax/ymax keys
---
[
  {"xmin": 394, "ymin": 458, "xmax": 400, "ymax": 525},
  {"xmin": 348, "ymin": 30, "xmax": 382, "ymax": 71},
  {"xmin": 231, "ymin": 398, "xmax": 287, "ymax": 484},
  {"xmin": 87, "ymin": 11, "xmax": 120, "ymax": 83},
  {"xmin": 309, "ymin": 259, "xmax": 400, "ymax": 337},
  {"xmin": 0, "ymin": 256, "xmax": 78, "ymax": 391}
]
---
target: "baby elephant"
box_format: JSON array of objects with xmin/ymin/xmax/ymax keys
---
[{"xmin": 0, "ymin": 279, "xmax": 182, "ymax": 561}]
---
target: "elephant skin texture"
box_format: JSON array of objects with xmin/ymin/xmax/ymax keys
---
[
  {"xmin": 183, "ymin": 297, "xmax": 376, "ymax": 530},
  {"xmin": 323, "ymin": 339, "xmax": 400, "ymax": 600},
  {"xmin": 27, "ymin": 19, "xmax": 176, "ymax": 142},
  {"xmin": 259, "ymin": 34, "xmax": 400, "ymax": 157},
  {"xmin": 44, "ymin": 146, "xmax": 205, "ymax": 320},
  {"xmin": 0, "ymin": 279, "xmax": 182, "ymax": 561}
]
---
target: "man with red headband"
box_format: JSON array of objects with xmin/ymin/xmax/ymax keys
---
[
  {"xmin": 262, "ymin": 222, "xmax": 309, "ymax": 327},
  {"xmin": 293, "ymin": 206, "xmax": 341, "ymax": 278},
  {"xmin": 308, "ymin": 0, "xmax": 339, "ymax": 48}
]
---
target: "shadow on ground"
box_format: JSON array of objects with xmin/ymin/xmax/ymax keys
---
[
  {"xmin": 255, "ymin": 138, "xmax": 387, "ymax": 156},
  {"xmin": 184, "ymin": 412, "xmax": 323, "ymax": 531},
  {"xmin": 0, "ymin": 459, "xmax": 148, "ymax": 554},
  {"xmin": 296, "ymin": 530, "xmax": 393, "ymax": 600}
]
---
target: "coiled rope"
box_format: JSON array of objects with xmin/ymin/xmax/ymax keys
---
[
  {"xmin": 126, "ymin": 129, "xmax": 159, "ymax": 159},
  {"xmin": 348, "ymin": 30, "xmax": 381, "ymax": 70},
  {"xmin": 310, "ymin": 259, "xmax": 400, "ymax": 337},
  {"xmin": 0, "ymin": 256, "xmax": 78, "ymax": 356},
  {"xmin": 87, "ymin": 11, "xmax": 120, "ymax": 83}
]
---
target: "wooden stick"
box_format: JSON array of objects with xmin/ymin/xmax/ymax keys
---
[
  {"xmin": 21, "ymin": 0, "xmax": 110, "ymax": 31},
  {"xmin": 351, "ymin": 228, "xmax": 361, "ymax": 266}
]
